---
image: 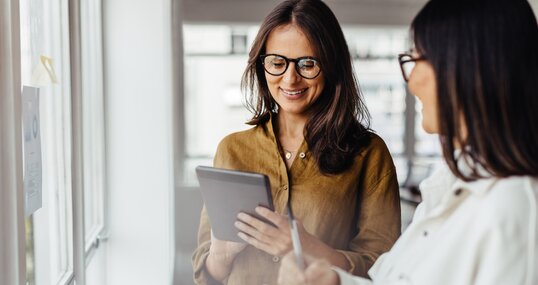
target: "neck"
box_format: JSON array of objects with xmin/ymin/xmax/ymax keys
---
[
  {"xmin": 276, "ymin": 112, "xmax": 307, "ymax": 139},
  {"xmin": 275, "ymin": 112, "xmax": 306, "ymax": 151}
]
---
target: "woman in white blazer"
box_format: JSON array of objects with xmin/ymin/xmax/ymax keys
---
[{"xmin": 277, "ymin": 0, "xmax": 538, "ymax": 284}]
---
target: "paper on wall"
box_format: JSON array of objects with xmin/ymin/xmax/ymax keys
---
[{"xmin": 22, "ymin": 86, "xmax": 42, "ymax": 216}]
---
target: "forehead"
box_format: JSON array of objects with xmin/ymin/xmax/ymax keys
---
[{"xmin": 265, "ymin": 24, "xmax": 317, "ymax": 58}]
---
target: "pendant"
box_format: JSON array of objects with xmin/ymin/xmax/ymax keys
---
[{"xmin": 285, "ymin": 151, "xmax": 292, "ymax": 160}]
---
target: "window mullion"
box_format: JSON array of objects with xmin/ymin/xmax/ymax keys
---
[
  {"xmin": 0, "ymin": 1, "xmax": 25, "ymax": 285},
  {"xmin": 68, "ymin": 0, "xmax": 86, "ymax": 284}
]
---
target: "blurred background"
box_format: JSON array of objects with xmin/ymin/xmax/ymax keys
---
[{"xmin": 2, "ymin": 0, "xmax": 536, "ymax": 285}]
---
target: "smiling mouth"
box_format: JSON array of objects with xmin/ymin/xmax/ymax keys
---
[{"xmin": 280, "ymin": 88, "xmax": 308, "ymax": 96}]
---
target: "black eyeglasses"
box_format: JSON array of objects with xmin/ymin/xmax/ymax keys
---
[
  {"xmin": 260, "ymin": 54, "xmax": 322, "ymax": 79},
  {"xmin": 398, "ymin": 53, "xmax": 426, "ymax": 82}
]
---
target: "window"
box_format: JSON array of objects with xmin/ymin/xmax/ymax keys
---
[
  {"xmin": 20, "ymin": 0, "xmax": 75, "ymax": 283},
  {"xmin": 20, "ymin": 0, "xmax": 107, "ymax": 284}
]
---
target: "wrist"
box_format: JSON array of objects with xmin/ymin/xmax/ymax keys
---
[
  {"xmin": 205, "ymin": 252, "xmax": 234, "ymax": 282},
  {"xmin": 303, "ymin": 237, "xmax": 351, "ymax": 271}
]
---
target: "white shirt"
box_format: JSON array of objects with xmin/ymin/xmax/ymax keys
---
[{"xmin": 336, "ymin": 163, "xmax": 538, "ymax": 285}]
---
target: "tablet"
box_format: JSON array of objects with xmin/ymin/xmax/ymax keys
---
[{"xmin": 195, "ymin": 166, "xmax": 274, "ymax": 243}]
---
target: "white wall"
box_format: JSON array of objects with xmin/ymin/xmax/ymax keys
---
[{"xmin": 102, "ymin": 0, "xmax": 174, "ymax": 284}]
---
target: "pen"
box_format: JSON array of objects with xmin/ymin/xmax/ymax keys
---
[{"xmin": 287, "ymin": 203, "xmax": 305, "ymax": 270}]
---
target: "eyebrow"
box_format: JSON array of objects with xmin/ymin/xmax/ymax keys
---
[{"xmin": 265, "ymin": 53, "xmax": 318, "ymax": 59}]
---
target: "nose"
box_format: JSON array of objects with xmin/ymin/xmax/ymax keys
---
[{"xmin": 282, "ymin": 62, "xmax": 300, "ymax": 84}]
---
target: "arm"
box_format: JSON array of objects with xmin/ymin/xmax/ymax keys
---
[
  {"xmin": 192, "ymin": 206, "xmax": 245, "ymax": 284},
  {"xmin": 192, "ymin": 139, "xmax": 247, "ymax": 284},
  {"xmin": 339, "ymin": 170, "xmax": 401, "ymax": 277}
]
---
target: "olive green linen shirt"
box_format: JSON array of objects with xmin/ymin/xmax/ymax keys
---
[{"xmin": 192, "ymin": 117, "xmax": 401, "ymax": 285}]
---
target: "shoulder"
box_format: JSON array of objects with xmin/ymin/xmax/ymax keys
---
[
  {"xmin": 353, "ymin": 132, "xmax": 398, "ymax": 188},
  {"xmin": 355, "ymin": 132, "xmax": 395, "ymax": 170},
  {"xmin": 214, "ymin": 124, "xmax": 274, "ymax": 168},
  {"xmin": 217, "ymin": 127, "xmax": 258, "ymax": 151},
  {"xmin": 215, "ymin": 125, "xmax": 263, "ymax": 157},
  {"xmin": 478, "ymin": 176, "xmax": 538, "ymax": 226}
]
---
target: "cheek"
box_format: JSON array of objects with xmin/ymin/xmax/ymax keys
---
[
  {"xmin": 422, "ymin": 96, "xmax": 440, "ymax": 133},
  {"xmin": 265, "ymin": 76, "xmax": 280, "ymax": 93},
  {"xmin": 311, "ymin": 78, "xmax": 325, "ymax": 98}
]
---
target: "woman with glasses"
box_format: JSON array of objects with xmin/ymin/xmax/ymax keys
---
[
  {"xmin": 277, "ymin": 0, "xmax": 538, "ymax": 284},
  {"xmin": 192, "ymin": 0, "xmax": 402, "ymax": 284}
]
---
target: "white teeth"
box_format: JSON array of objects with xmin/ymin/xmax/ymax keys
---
[{"xmin": 281, "ymin": 88, "xmax": 306, "ymax": 95}]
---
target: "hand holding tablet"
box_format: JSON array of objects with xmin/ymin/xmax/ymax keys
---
[{"xmin": 196, "ymin": 166, "xmax": 275, "ymax": 243}]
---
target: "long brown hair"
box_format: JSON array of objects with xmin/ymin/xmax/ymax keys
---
[
  {"xmin": 242, "ymin": 0, "xmax": 371, "ymax": 175},
  {"xmin": 412, "ymin": 0, "xmax": 538, "ymax": 181}
]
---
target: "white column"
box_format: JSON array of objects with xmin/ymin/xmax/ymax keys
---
[
  {"xmin": 103, "ymin": 0, "xmax": 174, "ymax": 284},
  {"xmin": 0, "ymin": 0, "xmax": 25, "ymax": 284}
]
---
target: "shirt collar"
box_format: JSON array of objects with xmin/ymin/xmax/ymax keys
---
[
  {"xmin": 420, "ymin": 152, "xmax": 498, "ymax": 198},
  {"xmin": 452, "ymin": 152, "xmax": 498, "ymax": 196}
]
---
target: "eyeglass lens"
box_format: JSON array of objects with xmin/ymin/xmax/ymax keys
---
[
  {"xmin": 262, "ymin": 55, "xmax": 320, "ymax": 79},
  {"xmin": 402, "ymin": 60, "xmax": 416, "ymax": 80}
]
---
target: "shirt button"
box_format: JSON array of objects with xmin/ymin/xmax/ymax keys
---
[
  {"xmin": 283, "ymin": 186, "xmax": 288, "ymax": 191},
  {"xmin": 272, "ymin": 256, "xmax": 280, "ymax": 262},
  {"xmin": 299, "ymin": 152, "xmax": 306, "ymax": 159},
  {"xmin": 423, "ymin": 231, "xmax": 428, "ymax": 237},
  {"xmin": 454, "ymin": 188, "xmax": 463, "ymax": 196}
]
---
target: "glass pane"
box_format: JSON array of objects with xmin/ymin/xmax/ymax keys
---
[
  {"xmin": 20, "ymin": 0, "xmax": 74, "ymax": 283},
  {"xmin": 81, "ymin": 0, "xmax": 106, "ymax": 248}
]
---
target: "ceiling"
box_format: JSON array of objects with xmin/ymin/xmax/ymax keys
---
[{"xmin": 182, "ymin": 0, "xmax": 429, "ymax": 26}]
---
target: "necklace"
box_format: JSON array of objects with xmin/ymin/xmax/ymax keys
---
[{"xmin": 283, "ymin": 149, "xmax": 295, "ymax": 160}]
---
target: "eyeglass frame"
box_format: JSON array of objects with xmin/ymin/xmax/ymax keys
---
[
  {"xmin": 398, "ymin": 53, "xmax": 427, "ymax": 82},
  {"xmin": 259, "ymin": 53, "xmax": 322, "ymax": 79}
]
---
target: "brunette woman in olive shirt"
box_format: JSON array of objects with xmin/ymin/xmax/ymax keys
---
[{"xmin": 192, "ymin": 1, "xmax": 401, "ymax": 284}]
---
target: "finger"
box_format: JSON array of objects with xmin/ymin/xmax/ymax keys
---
[
  {"xmin": 255, "ymin": 206, "xmax": 289, "ymax": 228},
  {"xmin": 237, "ymin": 212, "xmax": 280, "ymax": 237},
  {"xmin": 278, "ymin": 252, "xmax": 307, "ymax": 285},
  {"xmin": 305, "ymin": 260, "xmax": 327, "ymax": 278},
  {"xmin": 237, "ymin": 231, "xmax": 277, "ymax": 255},
  {"xmin": 234, "ymin": 220, "xmax": 273, "ymax": 244},
  {"xmin": 305, "ymin": 260, "xmax": 336, "ymax": 285}
]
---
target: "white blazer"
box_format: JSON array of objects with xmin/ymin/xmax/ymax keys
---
[{"xmin": 336, "ymin": 163, "xmax": 538, "ymax": 285}]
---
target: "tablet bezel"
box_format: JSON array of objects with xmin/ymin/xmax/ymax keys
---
[{"xmin": 195, "ymin": 165, "xmax": 274, "ymax": 243}]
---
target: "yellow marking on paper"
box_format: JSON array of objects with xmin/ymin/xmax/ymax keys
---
[{"xmin": 31, "ymin": 55, "xmax": 58, "ymax": 86}]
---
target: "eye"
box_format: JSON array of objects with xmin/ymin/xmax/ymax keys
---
[
  {"xmin": 263, "ymin": 55, "xmax": 287, "ymax": 69},
  {"xmin": 298, "ymin": 59, "xmax": 317, "ymax": 70},
  {"xmin": 270, "ymin": 59, "xmax": 286, "ymax": 68}
]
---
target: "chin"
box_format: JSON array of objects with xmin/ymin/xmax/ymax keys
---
[
  {"xmin": 422, "ymin": 123, "xmax": 439, "ymax": 134},
  {"xmin": 279, "ymin": 105, "xmax": 308, "ymax": 115}
]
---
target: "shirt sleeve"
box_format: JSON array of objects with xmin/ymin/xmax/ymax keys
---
[
  {"xmin": 191, "ymin": 206, "xmax": 223, "ymax": 285},
  {"xmin": 337, "ymin": 167, "xmax": 401, "ymax": 277},
  {"xmin": 191, "ymin": 141, "xmax": 231, "ymax": 285}
]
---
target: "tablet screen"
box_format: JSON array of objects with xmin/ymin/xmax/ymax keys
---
[{"xmin": 196, "ymin": 166, "xmax": 274, "ymax": 243}]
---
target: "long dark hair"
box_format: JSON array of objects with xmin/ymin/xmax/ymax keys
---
[
  {"xmin": 412, "ymin": 0, "xmax": 538, "ymax": 181},
  {"xmin": 242, "ymin": 0, "xmax": 371, "ymax": 175}
]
